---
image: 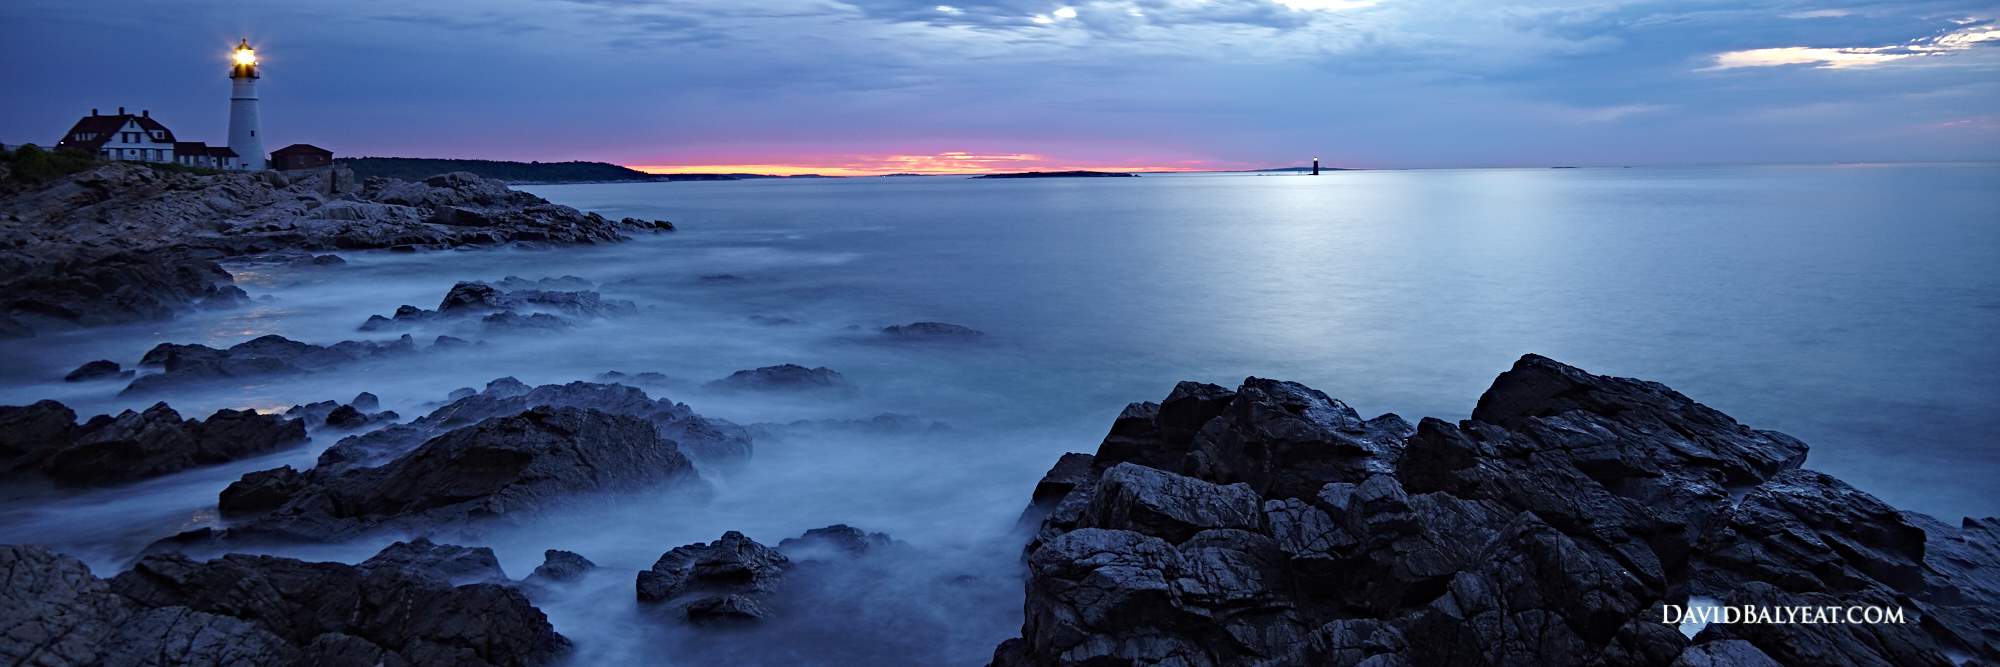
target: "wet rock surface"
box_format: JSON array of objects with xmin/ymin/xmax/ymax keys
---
[
  {"xmin": 637, "ymin": 525, "xmax": 903, "ymax": 626},
  {"xmin": 0, "ymin": 163, "xmax": 665, "ymax": 336},
  {"xmin": 359, "ymin": 278, "xmax": 636, "ymax": 333},
  {"xmin": 0, "ymin": 400, "xmax": 305, "ymax": 486},
  {"xmin": 0, "ymin": 540, "xmax": 568, "ymax": 667},
  {"xmin": 202, "ymin": 405, "xmax": 708, "ymax": 542},
  {"xmin": 314, "ymin": 377, "xmax": 750, "ymax": 471},
  {"xmin": 62, "ymin": 359, "xmax": 130, "ymax": 382},
  {"xmin": 991, "ymin": 354, "xmax": 2000, "ymax": 667},
  {"xmin": 638, "ymin": 530, "xmax": 792, "ymax": 623},
  {"xmin": 705, "ymin": 363, "xmax": 855, "ymax": 394},
  {"xmin": 125, "ymin": 333, "xmax": 432, "ymax": 395},
  {"xmin": 527, "ymin": 549, "xmax": 597, "ymax": 585}
]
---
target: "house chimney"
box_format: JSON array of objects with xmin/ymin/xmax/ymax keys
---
[
  {"xmin": 118, "ymin": 106, "xmax": 126, "ymax": 115},
  {"xmin": 141, "ymin": 109, "xmax": 149, "ymax": 118},
  {"xmin": 91, "ymin": 108, "xmax": 99, "ymax": 116}
]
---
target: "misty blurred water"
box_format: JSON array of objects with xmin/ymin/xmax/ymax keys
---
[{"xmin": 0, "ymin": 164, "xmax": 1995, "ymax": 664}]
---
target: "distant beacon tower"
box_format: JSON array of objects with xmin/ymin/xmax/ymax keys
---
[
  {"xmin": 227, "ymin": 39, "xmax": 267, "ymax": 171},
  {"xmin": 1312, "ymin": 156, "xmax": 1320, "ymax": 176}
]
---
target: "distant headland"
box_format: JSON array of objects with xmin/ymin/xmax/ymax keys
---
[
  {"xmin": 969, "ymin": 170, "xmax": 1137, "ymax": 179},
  {"xmin": 340, "ymin": 157, "xmax": 841, "ymax": 184}
]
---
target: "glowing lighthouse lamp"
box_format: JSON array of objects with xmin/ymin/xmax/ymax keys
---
[{"xmin": 227, "ymin": 39, "xmax": 267, "ymax": 170}]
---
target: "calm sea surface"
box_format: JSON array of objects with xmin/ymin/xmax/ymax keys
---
[{"xmin": 1, "ymin": 164, "xmax": 1994, "ymax": 664}]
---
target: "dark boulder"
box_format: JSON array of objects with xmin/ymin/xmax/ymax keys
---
[
  {"xmin": 218, "ymin": 465, "xmax": 307, "ymax": 515},
  {"xmin": 62, "ymin": 359, "xmax": 130, "ymax": 382},
  {"xmin": 527, "ymin": 549, "xmax": 597, "ymax": 585},
  {"xmin": 704, "ymin": 364, "xmax": 855, "ymax": 394},
  {"xmin": 212, "ymin": 406, "xmax": 706, "ymax": 542},
  {"xmin": 991, "ymin": 355, "xmax": 2000, "ymax": 667},
  {"xmin": 0, "ymin": 401, "xmax": 305, "ymax": 486},
  {"xmin": 0, "ymin": 400, "xmax": 78, "ymax": 473},
  {"xmin": 0, "ymin": 542, "xmax": 567, "ymax": 666},
  {"xmin": 438, "ymin": 281, "xmax": 508, "ymax": 313},
  {"xmin": 778, "ymin": 524, "xmax": 896, "ymax": 558},
  {"xmin": 314, "ymin": 378, "xmax": 750, "ymax": 471},
  {"xmin": 324, "ymin": 404, "xmax": 367, "ymax": 429},
  {"xmin": 638, "ymin": 531, "xmax": 790, "ymax": 623},
  {"xmin": 362, "ymin": 279, "xmax": 633, "ymax": 332},
  {"xmin": 360, "ymin": 537, "xmax": 511, "ymax": 585},
  {"xmin": 123, "ymin": 333, "xmax": 423, "ymax": 395}
]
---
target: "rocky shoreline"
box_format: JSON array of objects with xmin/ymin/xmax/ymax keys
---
[
  {"xmin": 3, "ymin": 353, "xmax": 1994, "ymax": 665},
  {"xmin": 0, "ymin": 167, "xmax": 1993, "ymax": 665},
  {"xmin": 990, "ymin": 356, "xmax": 2000, "ymax": 666},
  {"xmin": 0, "ymin": 163, "xmax": 671, "ymax": 337}
]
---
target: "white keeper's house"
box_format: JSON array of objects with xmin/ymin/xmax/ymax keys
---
[
  {"xmin": 52, "ymin": 40, "xmax": 321, "ymax": 172},
  {"xmin": 54, "ymin": 107, "xmax": 244, "ymax": 170}
]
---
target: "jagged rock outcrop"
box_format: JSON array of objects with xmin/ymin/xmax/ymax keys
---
[
  {"xmin": 991, "ymin": 355, "xmax": 2000, "ymax": 667},
  {"xmin": 358, "ymin": 278, "xmax": 635, "ymax": 333},
  {"xmin": 704, "ymin": 364, "xmax": 856, "ymax": 394},
  {"xmin": 0, "ymin": 163, "xmax": 666, "ymax": 336},
  {"xmin": 311, "ymin": 378, "xmax": 750, "ymax": 471},
  {"xmin": 199, "ymin": 406, "xmax": 707, "ymax": 542},
  {"xmin": 360, "ymin": 537, "xmax": 511, "ymax": 586},
  {"xmin": 637, "ymin": 525, "xmax": 899, "ymax": 626},
  {"xmin": 527, "ymin": 550, "xmax": 597, "ymax": 585},
  {"xmin": 124, "ymin": 333, "xmax": 432, "ymax": 395},
  {"xmin": 62, "ymin": 359, "xmax": 129, "ymax": 382},
  {"xmin": 0, "ymin": 541, "xmax": 567, "ymax": 666},
  {"xmin": 284, "ymin": 391, "xmax": 398, "ymax": 431},
  {"xmin": 777, "ymin": 524, "xmax": 898, "ymax": 558},
  {"xmin": 0, "ymin": 400, "xmax": 304, "ymax": 486},
  {"xmin": 639, "ymin": 531, "xmax": 792, "ymax": 623}
]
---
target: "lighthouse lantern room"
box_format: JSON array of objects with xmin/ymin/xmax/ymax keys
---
[{"xmin": 227, "ymin": 39, "xmax": 267, "ymax": 171}]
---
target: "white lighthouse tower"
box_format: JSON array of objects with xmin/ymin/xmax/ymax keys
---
[{"xmin": 227, "ymin": 39, "xmax": 267, "ymax": 171}]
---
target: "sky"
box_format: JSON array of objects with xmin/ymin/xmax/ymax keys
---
[{"xmin": 1, "ymin": 0, "xmax": 1997, "ymax": 174}]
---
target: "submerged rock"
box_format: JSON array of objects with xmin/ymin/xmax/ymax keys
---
[
  {"xmin": 746, "ymin": 413, "xmax": 948, "ymax": 441},
  {"xmin": 0, "ymin": 401, "xmax": 304, "ymax": 486},
  {"xmin": 879, "ymin": 321, "xmax": 985, "ymax": 340},
  {"xmin": 990, "ymin": 354, "xmax": 2000, "ymax": 667},
  {"xmin": 704, "ymin": 364, "xmax": 855, "ymax": 394}
]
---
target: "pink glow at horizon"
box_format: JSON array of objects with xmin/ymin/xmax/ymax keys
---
[{"xmin": 626, "ymin": 150, "xmax": 1260, "ymax": 176}]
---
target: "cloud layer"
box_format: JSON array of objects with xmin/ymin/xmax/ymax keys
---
[{"xmin": 0, "ymin": 0, "xmax": 1995, "ymax": 171}]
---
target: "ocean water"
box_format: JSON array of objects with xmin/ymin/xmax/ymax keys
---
[{"xmin": 0, "ymin": 164, "xmax": 1995, "ymax": 664}]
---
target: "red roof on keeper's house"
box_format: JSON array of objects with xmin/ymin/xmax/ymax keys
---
[{"xmin": 271, "ymin": 143, "xmax": 332, "ymax": 157}]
